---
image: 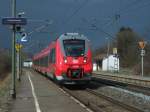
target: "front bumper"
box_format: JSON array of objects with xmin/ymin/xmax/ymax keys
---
[{"xmin": 56, "ymin": 74, "xmax": 91, "ymax": 84}]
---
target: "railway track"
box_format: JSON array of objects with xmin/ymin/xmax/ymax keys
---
[
  {"xmin": 86, "ymin": 88, "xmax": 144, "ymax": 112},
  {"xmin": 62, "ymin": 86, "xmax": 144, "ymax": 112},
  {"xmin": 92, "ymin": 72, "xmax": 150, "ymax": 88},
  {"xmin": 92, "ymin": 73, "xmax": 150, "ymax": 96}
]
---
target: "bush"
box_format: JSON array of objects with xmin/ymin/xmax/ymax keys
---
[
  {"xmin": 0, "ymin": 49, "xmax": 11, "ymax": 79},
  {"xmin": 133, "ymin": 44, "xmax": 150, "ymax": 76},
  {"xmin": 133, "ymin": 61, "xmax": 150, "ymax": 76}
]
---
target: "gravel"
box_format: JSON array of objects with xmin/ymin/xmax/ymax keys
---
[
  {"xmin": 96, "ymin": 86, "xmax": 150, "ymax": 112},
  {"xmin": 0, "ymin": 76, "xmax": 11, "ymax": 112}
]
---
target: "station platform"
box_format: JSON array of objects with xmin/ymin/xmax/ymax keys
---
[{"xmin": 9, "ymin": 69, "xmax": 90, "ymax": 112}]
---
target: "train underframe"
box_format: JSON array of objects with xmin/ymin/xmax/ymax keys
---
[{"xmin": 54, "ymin": 68, "xmax": 92, "ymax": 85}]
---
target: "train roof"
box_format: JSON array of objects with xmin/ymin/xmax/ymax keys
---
[
  {"xmin": 33, "ymin": 33, "xmax": 89, "ymax": 60},
  {"xmin": 58, "ymin": 33, "xmax": 89, "ymax": 41}
]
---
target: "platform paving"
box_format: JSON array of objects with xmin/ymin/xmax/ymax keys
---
[{"xmin": 10, "ymin": 69, "xmax": 89, "ymax": 112}]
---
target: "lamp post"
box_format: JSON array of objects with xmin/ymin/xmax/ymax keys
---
[{"xmin": 106, "ymin": 37, "xmax": 110, "ymax": 71}]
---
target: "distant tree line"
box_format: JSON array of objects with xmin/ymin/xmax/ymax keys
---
[
  {"xmin": 0, "ymin": 49, "xmax": 11, "ymax": 79},
  {"xmin": 93, "ymin": 27, "xmax": 150, "ymax": 76},
  {"xmin": 116, "ymin": 27, "xmax": 139, "ymax": 67}
]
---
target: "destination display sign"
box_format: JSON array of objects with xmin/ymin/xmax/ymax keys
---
[{"xmin": 2, "ymin": 17, "xmax": 27, "ymax": 25}]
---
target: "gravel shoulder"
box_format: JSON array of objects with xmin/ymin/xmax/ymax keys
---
[{"xmin": 94, "ymin": 85, "xmax": 150, "ymax": 112}]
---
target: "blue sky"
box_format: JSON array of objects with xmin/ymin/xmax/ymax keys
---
[{"xmin": 0, "ymin": 0, "xmax": 150, "ymax": 53}]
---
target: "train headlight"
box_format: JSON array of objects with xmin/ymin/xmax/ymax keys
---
[
  {"xmin": 64, "ymin": 57, "xmax": 67, "ymax": 63},
  {"xmin": 64, "ymin": 59, "xmax": 67, "ymax": 63},
  {"xmin": 83, "ymin": 57, "xmax": 87, "ymax": 63}
]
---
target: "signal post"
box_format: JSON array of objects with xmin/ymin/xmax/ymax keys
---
[{"xmin": 138, "ymin": 41, "xmax": 146, "ymax": 77}]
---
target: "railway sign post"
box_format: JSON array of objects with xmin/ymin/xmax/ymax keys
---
[
  {"xmin": 1, "ymin": 0, "xmax": 27, "ymax": 99},
  {"xmin": 2, "ymin": 17, "xmax": 27, "ymax": 25},
  {"xmin": 16, "ymin": 32, "xmax": 28, "ymax": 43},
  {"xmin": 138, "ymin": 41, "xmax": 146, "ymax": 77},
  {"xmin": 21, "ymin": 33, "xmax": 28, "ymax": 42}
]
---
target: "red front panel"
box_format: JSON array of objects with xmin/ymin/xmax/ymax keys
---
[{"xmin": 54, "ymin": 40, "xmax": 92, "ymax": 79}]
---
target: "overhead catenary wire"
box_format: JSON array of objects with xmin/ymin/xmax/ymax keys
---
[
  {"xmin": 118, "ymin": 0, "xmax": 142, "ymax": 14},
  {"xmin": 99, "ymin": 0, "xmax": 150, "ymax": 37},
  {"xmin": 79, "ymin": 16, "xmax": 115, "ymax": 39},
  {"xmin": 27, "ymin": 20, "xmax": 53, "ymax": 36},
  {"xmin": 63, "ymin": 0, "xmax": 89, "ymax": 25},
  {"xmin": 118, "ymin": 0, "xmax": 150, "ymax": 16}
]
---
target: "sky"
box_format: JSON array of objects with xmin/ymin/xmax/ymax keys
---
[{"xmin": 0, "ymin": 0, "xmax": 150, "ymax": 53}]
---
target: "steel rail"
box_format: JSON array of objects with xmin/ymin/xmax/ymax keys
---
[
  {"xmin": 92, "ymin": 74, "xmax": 150, "ymax": 96},
  {"xmin": 86, "ymin": 88, "xmax": 144, "ymax": 112},
  {"xmin": 62, "ymin": 87, "xmax": 105, "ymax": 112},
  {"xmin": 92, "ymin": 73, "xmax": 150, "ymax": 89}
]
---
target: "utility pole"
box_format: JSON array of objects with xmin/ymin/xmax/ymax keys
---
[
  {"xmin": 11, "ymin": 0, "xmax": 16, "ymax": 99},
  {"xmin": 106, "ymin": 37, "xmax": 110, "ymax": 71}
]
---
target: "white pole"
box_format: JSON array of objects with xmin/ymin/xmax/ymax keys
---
[
  {"xmin": 106, "ymin": 38, "xmax": 110, "ymax": 71},
  {"xmin": 17, "ymin": 52, "xmax": 20, "ymax": 80},
  {"xmin": 141, "ymin": 49, "xmax": 144, "ymax": 77}
]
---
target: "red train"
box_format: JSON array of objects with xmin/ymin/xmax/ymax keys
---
[{"xmin": 32, "ymin": 33, "xmax": 92, "ymax": 84}]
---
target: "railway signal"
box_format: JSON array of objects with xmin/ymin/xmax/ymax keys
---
[
  {"xmin": 138, "ymin": 41, "xmax": 147, "ymax": 77},
  {"xmin": 138, "ymin": 41, "xmax": 146, "ymax": 49}
]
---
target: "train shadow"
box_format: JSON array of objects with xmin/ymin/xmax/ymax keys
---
[
  {"xmin": 63, "ymin": 81, "xmax": 105, "ymax": 90},
  {"xmin": 63, "ymin": 77, "xmax": 128, "ymax": 91}
]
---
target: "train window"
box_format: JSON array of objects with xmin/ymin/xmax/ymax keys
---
[
  {"xmin": 52, "ymin": 49, "xmax": 56, "ymax": 63},
  {"xmin": 43, "ymin": 56, "xmax": 48, "ymax": 67},
  {"xmin": 39, "ymin": 56, "xmax": 48, "ymax": 67},
  {"xmin": 40, "ymin": 58, "xmax": 43, "ymax": 66},
  {"xmin": 49, "ymin": 48, "xmax": 56, "ymax": 64},
  {"xmin": 46, "ymin": 56, "xmax": 49, "ymax": 67},
  {"xmin": 63, "ymin": 39, "xmax": 85, "ymax": 57}
]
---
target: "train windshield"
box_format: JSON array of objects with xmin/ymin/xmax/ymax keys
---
[{"xmin": 63, "ymin": 39, "xmax": 85, "ymax": 57}]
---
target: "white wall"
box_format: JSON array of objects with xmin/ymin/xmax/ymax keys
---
[
  {"xmin": 23, "ymin": 62, "xmax": 33, "ymax": 67},
  {"xmin": 102, "ymin": 55, "xmax": 119, "ymax": 72},
  {"xmin": 93, "ymin": 63, "xmax": 97, "ymax": 71}
]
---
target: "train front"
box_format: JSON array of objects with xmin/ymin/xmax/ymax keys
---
[{"xmin": 55, "ymin": 33, "xmax": 92, "ymax": 84}]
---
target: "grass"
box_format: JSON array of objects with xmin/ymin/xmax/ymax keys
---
[
  {"xmin": 95, "ymin": 68, "xmax": 150, "ymax": 77},
  {"xmin": 0, "ymin": 74, "xmax": 11, "ymax": 97}
]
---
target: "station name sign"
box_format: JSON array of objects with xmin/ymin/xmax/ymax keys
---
[{"xmin": 2, "ymin": 17, "xmax": 27, "ymax": 25}]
